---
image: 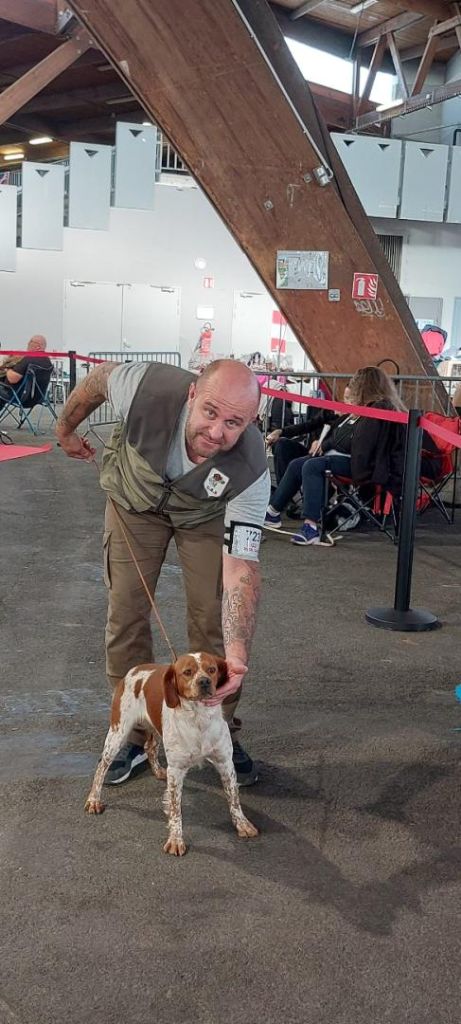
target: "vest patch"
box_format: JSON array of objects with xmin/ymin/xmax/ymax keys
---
[{"xmin": 204, "ymin": 468, "xmax": 229, "ymax": 498}]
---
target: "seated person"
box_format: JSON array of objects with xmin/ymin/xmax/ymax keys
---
[
  {"xmin": 265, "ymin": 366, "xmax": 407, "ymax": 547},
  {"xmin": 0, "ymin": 335, "xmax": 52, "ymax": 409},
  {"xmin": 266, "ymin": 386, "xmax": 351, "ymax": 484}
]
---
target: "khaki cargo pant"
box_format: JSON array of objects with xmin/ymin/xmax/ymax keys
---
[{"xmin": 103, "ymin": 499, "xmax": 242, "ymax": 744}]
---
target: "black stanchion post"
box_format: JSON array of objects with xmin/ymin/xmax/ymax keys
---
[
  {"xmin": 68, "ymin": 350, "xmax": 77, "ymax": 394},
  {"xmin": 366, "ymin": 408, "xmax": 439, "ymax": 632}
]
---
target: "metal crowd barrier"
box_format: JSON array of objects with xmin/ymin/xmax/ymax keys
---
[{"xmin": 82, "ymin": 350, "xmax": 182, "ymax": 425}]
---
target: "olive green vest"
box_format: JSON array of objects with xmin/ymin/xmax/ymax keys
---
[{"xmin": 100, "ymin": 362, "xmax": 267, "ymax": 528}]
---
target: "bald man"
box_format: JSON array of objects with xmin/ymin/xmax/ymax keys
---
[
  {"xmin": 0, "ymin": 335, "xmax": 52, "ymax": 407},
  {"xmin": 57, "ymin": 359, "xmax": 270, "ymax": 785}
]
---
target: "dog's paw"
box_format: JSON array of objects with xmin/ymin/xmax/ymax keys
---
[
  {"xmin": 236, "ymin": 817, "xmax": 259, "ymax": 838},
  {"xmin": 163, "ymin": 836, "xmax": 187, "ymax": 856},
  {"xmin": 85, "ymin": 798, "xmax": 105, "ymax": 815}
]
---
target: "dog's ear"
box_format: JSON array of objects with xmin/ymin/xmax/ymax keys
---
[
  {"xmin": 163, "ymin": 665, "xmax": 180, "ymax": 709},
  {"xmin": 215, "ymin": 657, "xmax": 228, "ymax": 688}
]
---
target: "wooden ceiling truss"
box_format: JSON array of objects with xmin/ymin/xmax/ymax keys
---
[
  {"xmin": 0, "ymin": 23, "xmax": 91, "ymax": 126},
  {"xmin": 354, "ymin": 1, "xmax": 461, "ymax": 128}
]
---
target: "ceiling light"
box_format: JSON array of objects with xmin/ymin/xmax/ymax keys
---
[
  {"xmin": 4, "ymin": 152, "xmax": 24, "ymax": 161},
  {"xmin": 350, "ymin": 0, "xmax": 378, "ymax": 13},
  {"xmin": 29, "ymin": 135, "xmax": 53, "ymax": 145}
]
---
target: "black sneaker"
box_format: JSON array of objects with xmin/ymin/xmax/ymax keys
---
[
  {"xmin": 232, "ymin": 740, "xmax": 259, "ymax": 786},
  {"xmin": 103, "ymin": 743, "xmax": 148, "ymax": 786}
]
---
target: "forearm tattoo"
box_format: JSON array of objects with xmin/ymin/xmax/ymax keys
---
[
  {"xmin": 57, "ymin": 362, "xmax": 118, "ymax": 433},
  {"xmin": 222, "ymin": 563, "xmax": 261, "ymax": 657}
]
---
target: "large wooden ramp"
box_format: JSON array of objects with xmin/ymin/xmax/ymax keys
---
[{"xmin": 67, "ymin": 0, "xmax": 440, "ymax": 386}]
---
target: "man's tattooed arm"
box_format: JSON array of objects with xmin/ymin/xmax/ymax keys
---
[
  {"xmin": 56, "ymin": 361, "xmax": 119, "ymax": 460},
  {"xmin": 221, "ymin": 554, "xmax": 262, "ymax": 666}
]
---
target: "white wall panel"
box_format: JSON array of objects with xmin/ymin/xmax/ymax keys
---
[
  {"xmin": 114, "ymin": 122, "xmax": 157, "ymax": 210},
  {"xmin": 68, "ymin": 142, "xmax": 112, "ymax": 229},
  {"xmin": 332, "ymin": 133, "xmax": 402, "ymax": 218},
  {"xmin": 400, "ymin": 142, "xmax": 448, "ymax": 222},
  {"xmin": 0, "ymin": 185, "xmax": 17, "ymax": 271},
  {"xmin": 446, "ymin": 147, "xmax": 461, "ymax": 224},
  {"xmin": 21, "ymin": 162, "xmax": 64, "ymax": 249}
]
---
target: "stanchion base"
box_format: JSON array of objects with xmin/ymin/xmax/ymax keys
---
[{"xmin": 365, "ymin": 606, "xmax": 440, "ymax": 632}]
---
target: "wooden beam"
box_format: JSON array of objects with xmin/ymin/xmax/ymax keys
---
[
  {"xmin": 400, "ymin": 32, "xmax": 457, "ymax": 59},
  {"xmin": 64, "ymin": 0, "xmax": 440, "ymax": 384},
  {"xmin": 0, "ymin": 27, "xmax": 92, "ymax": 125},
  {"xmin": 387, "ymin": 31, "xmax": 409, "ymax": 99},
  {"xmin": 356, "ymin": 74, "xmax": 461, "ymax": 126},
  {"xmin": 0, "ymin": 0, "xmax": 58, "ymax": 34},
  {"xmin": 359, "ymin": 12, "xmax": 424, "ymax": 47},
  {"xmin": 411, "ymin": 25, "xmax": 439, "ymax": 95},
  {"xmin": 290, "ymin": 0, "xmax": 326, "ymax": 18},
  {"xmin": 429, "ymin": 11, "xmax": 461, "ymax": 32},
  {"xmin": 360, "ymin": 34, "xmax": 387, "ymax": 107}
]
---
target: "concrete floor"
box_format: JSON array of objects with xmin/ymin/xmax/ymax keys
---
[{"xmin": 1, "ymin": 428, "xmax": 461, "ymax": 1024}]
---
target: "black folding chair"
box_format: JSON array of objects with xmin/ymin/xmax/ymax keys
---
[
  {"xmin": 321, "ymin": 470, "xmax": 398, "ymax": 543},
  {"xmin": 0, "ymin": 365, "xmax": 57, "ymax": 435}
]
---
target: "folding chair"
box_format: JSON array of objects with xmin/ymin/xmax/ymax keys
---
[
  {"xmin": 418, "ymin": 412, "xmax": 460, "ymax": 524},
  {"xmin": 321, "ymin": 471, "xmax": 398, "ymax": 543},
  {"xmin": 0, "ymin": 365, "xmax": 57, "ymax": 436}
]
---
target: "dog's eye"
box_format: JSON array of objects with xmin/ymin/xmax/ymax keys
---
[
  {"xmin": 208, "ymin": 666, "xmax": 216, "ymax": 674},
  {"xmin": 183, "ymin": 668, "xmax": 193, "ymax": 677}
]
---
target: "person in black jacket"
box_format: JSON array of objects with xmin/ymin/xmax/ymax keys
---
[
  {"xmin": 266, "ymin": 396, "xmax": 345, "ymax": 484},
  {"xmin": 265, "ymin": 366, "xmax": 408, "ymax": 546}
]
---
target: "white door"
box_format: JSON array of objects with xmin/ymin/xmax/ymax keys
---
[
  {"xmin": 63, "ymin": 280, "xmax": 123, "ymax": 356},
  {"xmin": 121, "ymin": 284, "xmax": 181, "ymax": 352}
]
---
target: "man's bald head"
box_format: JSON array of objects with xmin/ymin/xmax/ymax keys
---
[
  {"xmin": 27, "ymin": 335, "xmax": 47, "ymax": 352},
  {"xmin": 196, "ymin": 359, "xmax": 260, "ymax": 416},
  {"xmin": 186, "ymin": 359, "xmax": 261, "ymax": 464}
]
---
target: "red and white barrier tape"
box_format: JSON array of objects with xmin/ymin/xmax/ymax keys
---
[
  {"xmin": 261, "ymin": 385, "xmax": 408, "ymax": 424},
  {"xmin": 3, "ymin": 351, "xmax": 461, "ymax": 448}
]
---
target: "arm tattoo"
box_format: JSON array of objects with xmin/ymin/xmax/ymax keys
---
[
  {"xmin": 222, "ymin": 561, "xmax": 261, "ymax": 659},
  {"xmin": 56, "ymin": 362, "xmax": 118, "ymax": 434}
]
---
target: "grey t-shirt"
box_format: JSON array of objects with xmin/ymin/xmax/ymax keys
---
[{"xmin": 107, "ymin": 362, "xmax": 271, "ymax": 560}]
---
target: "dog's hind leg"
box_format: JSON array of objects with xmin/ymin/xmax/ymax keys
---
[
  {"xmin": 84, "ymin": 726, "xmax": 129, "ymax": 814},
  {"xmin": 85, "ymin": 680, "xmax": 137, "ymax": 814},
  {"xmin": 144, "ymin": 732, "xmax": 167, "ymax": 780}
]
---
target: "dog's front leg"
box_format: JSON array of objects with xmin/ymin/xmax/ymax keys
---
[
  {"xmin": 214, "ymin": 758, "xmax": 259, "ymax": 839},
  {"xmin": 163, "ymin": 766, "xmax": 187, "ymax": 856}
]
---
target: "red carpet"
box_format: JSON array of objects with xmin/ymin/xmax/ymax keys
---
[{"xmin": 0, "ymin": 442, "xmax": 53, "ymax": 462}]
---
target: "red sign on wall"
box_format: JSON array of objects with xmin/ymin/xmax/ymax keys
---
[{"xmin": 352, "ymin": 273, "xmax": 379, "ymax": 300}]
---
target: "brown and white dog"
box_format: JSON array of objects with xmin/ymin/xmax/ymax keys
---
[{"xmin": 85, "ymin": 653, "xmax": 259, "ymax": 856}]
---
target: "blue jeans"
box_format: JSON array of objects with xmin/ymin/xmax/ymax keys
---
[{"xmin": 271, "ymin": 453, "xmax": 352, "ymax": 523}]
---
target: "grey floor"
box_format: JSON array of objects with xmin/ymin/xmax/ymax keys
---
[{"xmin": 1, "ymin": 429, "xmax": 461, "ymax": 1024}]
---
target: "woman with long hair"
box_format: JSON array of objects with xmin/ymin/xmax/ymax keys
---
[{"xmin": 265, "ymin": 365, "xmax": 407, "ymax": 546}]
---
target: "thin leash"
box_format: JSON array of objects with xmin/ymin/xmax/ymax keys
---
[{"xmin": 86, "ymin": 431, "xmax": 177, "ymax": 662}]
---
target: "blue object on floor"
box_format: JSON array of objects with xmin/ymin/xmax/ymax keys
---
[{"xmin": 455, "ymin": 684, "xmax": 461, "ymax": 703}]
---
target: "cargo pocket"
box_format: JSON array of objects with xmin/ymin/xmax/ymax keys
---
[{"xmin": 103, "ymin": 530, "xmax": 112, "ymax": 589}]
